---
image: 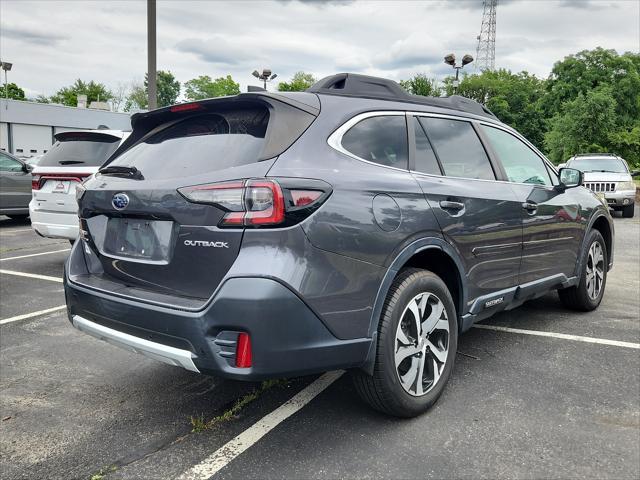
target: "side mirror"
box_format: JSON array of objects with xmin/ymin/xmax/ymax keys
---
[
  {"xmin": 558, "ymin": 167, "xmax": 582, "ymax": 189},
  {"xmin": 631, "ymin": 170, "xmax": 640, "ymax": 178},
  {"xmin": 22, "ymin": 163, "xmax": 33, "ymax": 173}
]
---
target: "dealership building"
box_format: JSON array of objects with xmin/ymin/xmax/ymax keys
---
[{"xmin": 0, "ymin": 99, "xmax": 131, "ymax": 157}]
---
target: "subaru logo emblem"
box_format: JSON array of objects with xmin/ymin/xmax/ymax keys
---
[{"xmin": 112, "ymin": 193, "xmax": 129, "ymax": 210}]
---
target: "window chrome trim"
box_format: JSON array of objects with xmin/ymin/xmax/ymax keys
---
[{"xmin": 328, "ymin": 109, "xmax": 559, "ymax": 187}]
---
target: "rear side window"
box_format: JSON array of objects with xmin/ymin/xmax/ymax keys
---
[
  {"xmin": 420, "ymin": 117, "xmax": 495, "ymax": 180},
  {"xmin": 413, "ymin": 117, "xmax": 441, "ymax": 175},
  {"xmin": 109, "ymin": 107, "xmax": 270, "ymax": 179},
  {"xmin": 38, "ymin": 134, "xmax": 120, "ymax": 167},
  {"xmin": 481, "ymin": 125, "xmax": 551, "ymax": 186},
  {"xmin": 341, "ymin": 115, "xmax": 408, "ymax": 169}
]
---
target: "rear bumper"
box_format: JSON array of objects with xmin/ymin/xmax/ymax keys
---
[
  {"xmin": 65, "ymin": 250, "xmax": 370, "ymax": 380},
  {"xmin": 29, "ymin": 200, "xmax": 78, "ymax": 240}
]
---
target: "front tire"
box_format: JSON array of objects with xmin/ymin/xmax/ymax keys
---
[
  {"xmin": 558, "ymin": 230, "xmax": 607, "ymax": 311},
  {"xmin": 352, "ymin": 268, "xmax": 458, "ymax": 417}
]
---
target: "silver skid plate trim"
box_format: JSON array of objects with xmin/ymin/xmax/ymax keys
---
[{"xmin": 72, "ymin": 315, "xmax": 200, "ymax": 373}]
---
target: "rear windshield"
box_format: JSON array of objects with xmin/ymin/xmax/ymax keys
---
[
  {"xmin": 568, "ymin": 158, "xmax": 627, "ymax": 173},
  {"xmin": 39, "ymin": 134, "xmax": 120, "ymax": 167},
  {"xmin": 108, "ymin": 107, "xmax": 270, "ymax": 179}
]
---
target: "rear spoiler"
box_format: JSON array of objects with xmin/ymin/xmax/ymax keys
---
[
  {"xmin": 102, "ymin": 92, "xmax": 320, "ymax": 168},
  {"xmin": 54, "ymin": 131, "xmax": 122, "ymax": 143}
]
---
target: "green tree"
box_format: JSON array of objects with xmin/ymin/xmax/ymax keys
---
[
  {"xmin": 124, "ymin": 81, "xmax": 148, "ymax": 112},
  {"xmin": 277, "ymin": 72, "xmax": 317, "ymax": 92},
  {"xmin": 50, "ymin": 79, "xmax": 113, "ymax": 107},
  {"xmin": 544, "ymin": 87, "xmax": 618, "ymax": 164},
  {"xmin": 400, "ymin": 74, "xmax": 442, "ymax": 97},
  {"xmin": 543, "ymin": 48, "xmax": 640, "ymax": 125},
  {"xmin": 184, "ymin": 75, "xmax": 240, "ymax": 100},
  {"xmin": 443, "ymin": 69, "xmax": 547, "ymax": 147},
  {"xmin": 2, "ymin": 83, "xmax": 26, "ymax": 100},
  {"xmin": 148, "ymin": 70, "xmax": 180, "ymax": 107},
  {"xmin": 124, "ymin": 70, "xmax": 181, "ymax": 111}
]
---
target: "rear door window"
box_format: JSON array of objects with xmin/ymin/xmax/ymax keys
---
[
  {"xmin": 38, "ymin": 133, "xmax": 121, "ymax": 167},
  {"xmin": 108, "ymin": 108, "xmax": 270, "ymax": 179},
  {"xmin": 481, "ymin": 125, "xmax": 551, "ymax": 186},
  {"xmin": 420, "ymin": 117, "xmax": 495, "ymax": 180},
  {"xmin": 341, "ymin": 115, "xmax": 408, "ymax": 169}
]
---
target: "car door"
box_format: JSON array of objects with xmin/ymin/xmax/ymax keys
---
[
  {"xmin": 478, "ymin": 124, "xmax": 583, "ymax": 284},
  {"xmin": 409, "ymin": 115, "xmax": 523, "ymax": 308},
  {"xmin": 0, "ymin": 153, "xmax": 32, "ymax": 210}
]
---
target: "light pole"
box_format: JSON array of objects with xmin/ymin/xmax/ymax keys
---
[
  {"xmin": 1, "ymin": 61, "xmax": 12, "ymax": 100},
  {"xmin": 444, "ymin": 53, "xmax": 473, "ymax": 94},
  {"xmin": 252, "ymin": 69, "xmax": 278, "ymax": 90},
  {"xmin": 147, "ymin": 0, "xmax": 157, "ymax": 109}
]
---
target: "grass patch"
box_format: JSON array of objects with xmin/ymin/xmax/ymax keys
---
[
  {"xmin": 89, "ymin": 465, "xmax": 117, "ymax": 480},
  {"xmin": 190, "ymin": 378, "xmax": 289, "ymax": 433}
]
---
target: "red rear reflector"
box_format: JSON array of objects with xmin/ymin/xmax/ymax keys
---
[
  {"xmin": 170, "ymin": 103, "xmax": 203, "ymax": 113},
  {"xmin": 236, "ymin": 332, "xmax": 252, "ymax": 368},
  {"xmin": 31, "ymin": 174, "xmax": 42, "ymax": 191},
  {"xmin": 291, "ymin": 190, "xmax": 322, "ymax": 207}
]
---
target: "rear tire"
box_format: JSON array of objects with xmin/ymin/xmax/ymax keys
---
[
  {"xmin": 622, "ymin": 203, "xmax": 635, "ymax": 218},
  {"xmin": 558, "ymin": 230, "xmax": 607, "ymax": 311},
  {"xmin": 352, "ymin": 268, "xmax": 457, "ymax": 417},
  {"xmin": 69, "ymin": 239, "xmax": 76, "ymax": 245}
]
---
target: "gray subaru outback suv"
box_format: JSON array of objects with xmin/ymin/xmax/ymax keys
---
[{"xmin": 65, "ymin": 74, "xmax": 614, "ymax": 417}]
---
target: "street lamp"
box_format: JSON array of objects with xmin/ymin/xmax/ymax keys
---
[
  {"xmin": 444, "ymin": 53, "xmax": 473, "ymax": 93},
  {"xmin": 252, "ymin": 69, "xmax": 278, "ymax": 90},
  {"xmin": 1, "ymin": 61, "xmax": 12, "ymax": 100}
]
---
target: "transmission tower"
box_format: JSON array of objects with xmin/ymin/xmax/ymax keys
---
[{"xmin": 475, "ymin": 0, "xmax": 497, "ymax": 71}]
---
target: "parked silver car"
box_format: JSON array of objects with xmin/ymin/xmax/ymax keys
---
[
  {"xmin": 565, "ymin": 153, "xmax": 638, "ymax": 218},
  {"xmin": 0, "ymin": 150, "xmax": 32, "ymax": 219}
]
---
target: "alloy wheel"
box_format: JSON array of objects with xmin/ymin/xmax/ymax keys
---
[
  {"xmin": 585, "ymin": 241, "xmax": 605, "ymax": 300},
  {"xmin": 394, "ymin": 292, "xmax": 449, "ymax": 396}
]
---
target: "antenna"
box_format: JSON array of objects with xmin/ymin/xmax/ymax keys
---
[{"xmin": 475, "ymin": 0, "xmax": 498, "ymax": 72}]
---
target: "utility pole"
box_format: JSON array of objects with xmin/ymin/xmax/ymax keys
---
[
  {"xmin": 475, "ymin": 0, "xmax": 498, "ymax": 72},
  {"xmin": 147, "ymin": 0, "xmax": 157, "ymax": 109}
]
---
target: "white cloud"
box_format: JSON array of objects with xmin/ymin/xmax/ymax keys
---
[{"xmin": 0, "ymin": 0, "xmax": 637, "ymax": 100}]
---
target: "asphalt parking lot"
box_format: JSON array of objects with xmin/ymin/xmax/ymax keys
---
[{"xmin": 1, "ymin": 212, "xmax": 638, "ymax": 480}]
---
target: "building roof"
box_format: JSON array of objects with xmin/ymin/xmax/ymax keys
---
[{"xmin": 0, "ymin": 98, "xmax": 132, "ymax": 130}]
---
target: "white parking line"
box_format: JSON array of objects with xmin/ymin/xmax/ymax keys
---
[
  {"xmin": 0, "ymin": 228, "xmax": 34, "ymax": 234},
  {"xmin": 0, "ymin": 248, "xmax": 70, "ymax": 262},
  {"xmin": 0, "ymin": 269, "xmax": 63, "ymax": 283},
  {"xmin": 0, "ymin": 305, "xmax": 66, "ymax": 325},
  {"xmin": 474, "ymin": 324, "xmax": 640, "ymax": 349},
  {"xmin": 178, "ymin": 370, "xmax": 344, "ymax": 480}
]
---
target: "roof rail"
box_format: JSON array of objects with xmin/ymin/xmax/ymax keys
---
[
  {"xmin": 307, "ymin": 73, "xmax": 498, "ymax": 119},
  {"xmin": 573, "ymin": 153, "xmax": 616, "ymax": 157}
]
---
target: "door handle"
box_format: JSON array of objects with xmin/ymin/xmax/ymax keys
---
[
  {"xmin": 440, "ymin": 200, "xmax": 465, "ymax": 211},
  {"xmin": 522, "ymin": 202, "xmax": 538, "ymax": 213}
]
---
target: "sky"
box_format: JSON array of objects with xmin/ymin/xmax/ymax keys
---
[{"xmin": 0, "ymin": 0, "xmax": 638, "ymax": 103}]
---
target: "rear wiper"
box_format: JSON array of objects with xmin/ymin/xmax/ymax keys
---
[
  {"xmin": 99, "ymin": 165, "xmax": 144, "ymax": 180},
  {"xmin": 59, "ymin": 160, "xmax": 85, "ymax": 165}
]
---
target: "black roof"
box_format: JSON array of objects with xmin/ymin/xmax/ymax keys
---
[{"xmin": 307, "ymin": 73, "xmax": 498, "ymax": 120}]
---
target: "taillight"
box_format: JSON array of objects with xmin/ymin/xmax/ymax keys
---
[
  {"xmin": 178, "ymin": 178, "xmax": 331, "ymax": 228},
  {"xmin": 31, "ymin": 174, "xmax": 41, "ymax": 191},
  {"xmin": 179, "ymin": 179, "xmax": 286, "ymax": 227},
  {"xmin": 235, "ymin": 332, "xmax": 252, "ymax": 368},
  {"xmin": 31, "ymin": 172, "xmax": 90, "ymax": 191}
]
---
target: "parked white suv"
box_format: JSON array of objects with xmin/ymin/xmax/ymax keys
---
[
  {"xmin": 565, "ymin": 153, "xmax": 638, "ymax": 218},
  {"xmin": 30, "ymin": 130, "xmax": 129, "ymax": 241}
]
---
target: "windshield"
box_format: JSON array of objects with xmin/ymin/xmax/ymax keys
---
[
  {"xmin": 569, "ymin": 158, "xmax": 627, "ymax": 173},
  {"xmin": 39, "ymin": 135, "xmax": 120, "ymax": 167}
]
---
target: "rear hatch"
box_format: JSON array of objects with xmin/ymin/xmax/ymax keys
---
[
  {"xmin": 76, "ymin": 94, "xmax": 319, "ymax": 305},
  {"xmin": 32, "ymin": 131, "xmax": 124, "ymax": 214}
]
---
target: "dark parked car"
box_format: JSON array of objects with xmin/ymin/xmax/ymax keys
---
[
  {"xmin": 0, "ymin": 150, "xmax": 32, "ymax": 219},
  {"xmin": 65, "ymin": 74, "xmax": 614, "ymax": 417}
]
